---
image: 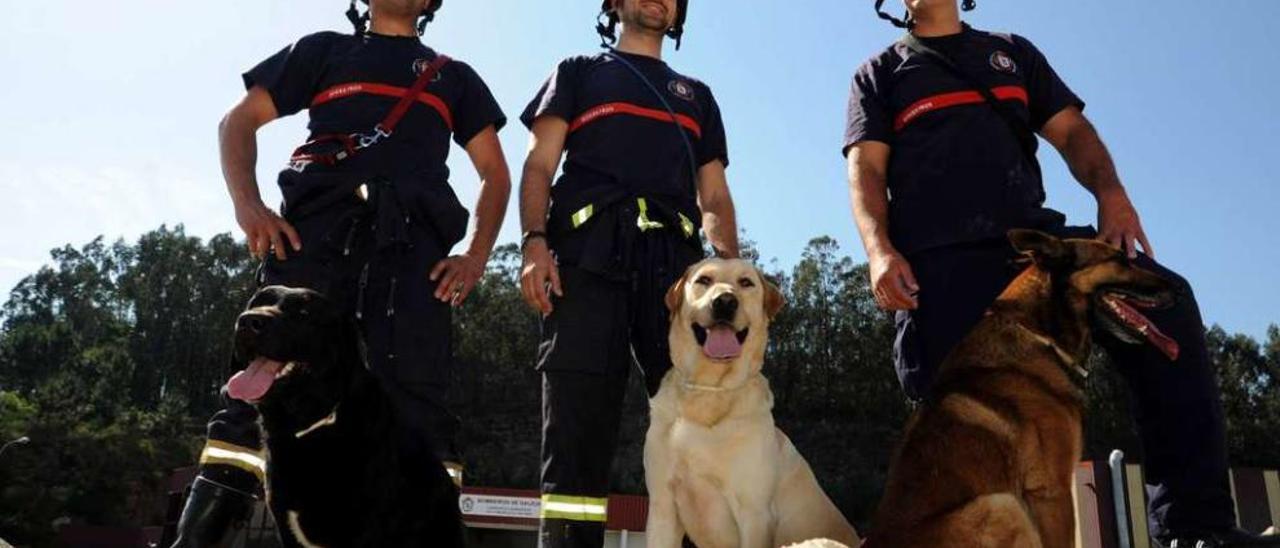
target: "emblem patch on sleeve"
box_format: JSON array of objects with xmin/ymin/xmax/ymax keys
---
[
  {"xmin": 989, "ymin": 50, "xmax": 1018, "ymax": 74},
  {"xmin": 668, "ymin": 79, "xmax": 696, "ymax": 101}
]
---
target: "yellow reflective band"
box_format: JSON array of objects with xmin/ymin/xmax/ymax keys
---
[
  {"xmin": 636, "ymin": 198, "xmax": 665, "ymax": 231},
  {"xmin": 444, "ymin": 462, "xmax": 463, "ymax": 487},
  {"xmin": 539, "ymin": 494, "xmax": 608, "ymax": 522},
  {"xmin": 571, "ymin": 204, "xmax": 595, "ymax": 228},
  {"xmin": 678, "ymin": 213, "xmax": 696, "ymax": 238},
  {"xmin": 199, "ymin": 440, "xmax": 267, "ymax": 482}
]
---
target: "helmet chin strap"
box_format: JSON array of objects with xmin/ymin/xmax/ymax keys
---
[
  {"xmin": 667, "ymin": 27, "xmax": 683, "ymax": 50},
  {"xmin": 347, "ymin": 0, "xmax": 370, "ymax": 34},
  {"xmin": 874, "ymin": 0, "xmax": 977, "ymax": 30},
  {"xmin": 596, "ymin": 10, "xmax": 619, "ymax": 47}
]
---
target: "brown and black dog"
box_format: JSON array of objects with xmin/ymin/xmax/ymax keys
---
[{"xmin": 864, "ymin": 230, "xmax": 1181, "ymax": 548}]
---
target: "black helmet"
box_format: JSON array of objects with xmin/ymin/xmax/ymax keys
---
[
  {"xmin": 596, "ymin": 0, "xmax": 690, "ymax": 50},
  {"xmin": 874, "ymin": 0, "xmax": 975, "ymax": 29},
  {"xmin": 347, "ymin": 0, "xmax": 444, "ymax": 35}
]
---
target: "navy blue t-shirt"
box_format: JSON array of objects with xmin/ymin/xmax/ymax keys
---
[
  {"xmin": 843, "ymin": 25, "xmax": 1083, "ymax": 255},
  {"xmin": 521, "ymin": 51, "xmax": 729, "ymax": 207},
  {"xmin": 244, "ymin": 31, "xmax": 506, "ymax": 194}
]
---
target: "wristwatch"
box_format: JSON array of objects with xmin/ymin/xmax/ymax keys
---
[{"xmin": 521, "ymin": 230, "xmax": 548, "ymax": 250}]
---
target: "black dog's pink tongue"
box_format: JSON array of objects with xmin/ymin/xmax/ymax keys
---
[
  {"xmin": 227, "ymin": 358, "xmax": 283, "ymax": 402},
  {"xmin": 702, "ymin": 326, "xmax": 743, "ymax": 360}
]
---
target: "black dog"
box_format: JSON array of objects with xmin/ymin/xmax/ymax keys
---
[{"xmin": 229, "ymin": 285, "xmax": 464, "ymax": 547}]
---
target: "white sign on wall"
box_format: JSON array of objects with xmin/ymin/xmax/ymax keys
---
[{"xmin": 458, "ymin": 494, "xmax": 541, "ymax": 519}]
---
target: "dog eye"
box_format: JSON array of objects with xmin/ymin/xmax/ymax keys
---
[
  {"xmin": 738, "ymin": 278, "xmax": 756, "ymax": 288},
  {"xmin": 694, "ymin": 276, "xmax": 712, "ymax": 286}
]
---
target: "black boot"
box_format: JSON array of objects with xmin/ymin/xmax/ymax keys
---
[
  {"xmin": 1157, "ymin": 527, "xmax": 1280, "ymax": 548},
  {"xmin": 169, "ymin": 476, "xmax": 255, "ymax": 548}
]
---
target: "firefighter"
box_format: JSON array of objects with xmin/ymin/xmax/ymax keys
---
[
  {"xmin": 845, "ymin": 1, "xmax": 1280, "ymax": 546},
  {"xmin": 518, "ymin": 1, "xmax": 739, "ymax": 546},
  {"xmin": 169, "ymin": 1, "xmax": 510, "ymax": 545}
]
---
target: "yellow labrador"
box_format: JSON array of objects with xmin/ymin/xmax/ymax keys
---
[{"xmin": 644, "ymin": 258, "xmax": 860, "ymax": 548}]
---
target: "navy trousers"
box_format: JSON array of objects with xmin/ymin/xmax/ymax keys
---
[
  {"xmin": 893, "ymin": 228, "xmax": 1236, "ymax": 537},
  {"xmin": 536, "ymin": 232, "xmax": 700, "ymax": 548}
]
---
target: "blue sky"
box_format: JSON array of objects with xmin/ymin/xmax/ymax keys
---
[{"xmin": 1, "ymin": 0, "xmax": 1277, "ymax": 338}]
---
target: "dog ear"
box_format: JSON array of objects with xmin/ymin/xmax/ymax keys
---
[
  {"xmin": 1008, "ymin": 229, "xmax": 1072, "ymax": 270},
  {"xmin": 761, "ymin": 271, "xmax": 786, "ymax": 320},
  {"xmin": 665, "ymin": 265, "xmax": 694, "ymax": 314}
]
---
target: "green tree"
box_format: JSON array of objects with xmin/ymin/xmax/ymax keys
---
[
  {"xmin": 0, "ymin": 226, "xmax": 254, "ymax": 545},
  {"xmin": 1, "ymin": 226, "xmax": 1277, "ymax": 542}
]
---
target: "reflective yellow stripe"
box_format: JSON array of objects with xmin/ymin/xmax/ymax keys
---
[
  {"xmin": 539, "ymin": 494, "xmax": 608, "ymax": 522},
  {"xmin": 636, "ymin": 198, "xmax": 665, "ymax": 231},
  {"xmin": 571, "ymin": 204, "xmax": 595, "ymax": 228},
  {"xmin": 199, "ymin": 440, "xmax": 266, "ymax": 482},
  {"xmin": 444, "ymin": 461, "xmax": 463, "ymax": 487},
  {"xmin": 678, "ymin": 212, "xmax": 696, "ymax": 238}
]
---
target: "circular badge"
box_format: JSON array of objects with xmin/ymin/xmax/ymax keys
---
[
  {"xmin": 459, "ymin": 496, "xmax": 475, "ymax": 513},
  {"xmin": 668, "ymin": 79, "xmax": 696, "ymax": 101},
  {"xmin": 989, "ymin": 50, "xmax": 1018, "ymax": 74}
]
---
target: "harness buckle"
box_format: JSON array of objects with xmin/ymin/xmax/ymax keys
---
[
  {"xmin": 356, "ymin": 125, "xmax": 393, "ymax": 149},
  {"xmin": 287, "ymin": 158, "xmax": 313, "ymax": 173}
]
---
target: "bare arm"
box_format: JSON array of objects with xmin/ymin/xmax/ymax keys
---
[
  {"xmin": 1040, "ymin": 106, "xmax": 1153, "ymax": 258},
  {"xmin": 846, "ymin": 141, "xmax": 918, "ymax": 310},
  {"xmin": 518, "ymin": 116, "xmax": 569, "ymax": 315},
  {"xmin": 847, "ymin": 142, "xmax": 894, "ymax": 260},
  {"xmin": 218, "ymin": 86, "xmax": 300, "ymax": 260},
  {"xmin": 519, "ymin": 118, "xmax": 566, "ymax": 237},
  {"xmin": 429, "ymin": 125, "xmax": 512, "ymax": 306},
  {"xmin": 695, "ymin": 160, "xmax": 739, "ymax": 258}
]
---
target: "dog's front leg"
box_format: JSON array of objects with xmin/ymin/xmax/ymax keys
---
[
  {"xmin": 732, "ymin": 501, "xmax": 775, "ymax": 548},
  {"xmin": 645, "ymin": 488, "xmax": 686, "ymax": 548},
  {"xmin": 645, "ymin": 419, "xmax": 686, "ymax": 548},
  {"xmin": 1024, "ymin": 492, "xmax": 1076, "ymax": 548}
]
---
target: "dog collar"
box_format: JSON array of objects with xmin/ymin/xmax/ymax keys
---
[
  {"xmin": 676, "ymin": 370, "xmax": 760, "ymax": 393},
  {"xmin": 294, "ymin": 407, "xmax": 340, "ymax": 439},
  {"xmin": 1011, "ymin": 322, "xmax": 1090, "ymax": 381}
]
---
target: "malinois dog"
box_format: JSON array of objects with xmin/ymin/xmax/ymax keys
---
[{"xmin": 864, "ymin": 230, "xmax": 1180, "ymax": 548}]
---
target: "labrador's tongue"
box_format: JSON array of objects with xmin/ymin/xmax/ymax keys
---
[
  {"xmin": 227, "ymin": 358, "xmax": 283, "ymax": 402},
  {"xmin": 702, "ymin": 326, "xmax": 743, "ymax": 360}
]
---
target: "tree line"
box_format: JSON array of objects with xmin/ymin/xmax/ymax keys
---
[{"xmin": 1, "ymin": 226, "xmax": 1277, "ymax": 545}]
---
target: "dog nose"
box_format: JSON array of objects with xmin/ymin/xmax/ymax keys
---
[
  {"xmin": 237, "ymin": 312, "xmax": 272, "ymax": 334},
  {"xmin": 712, "ymin": 293, "xmax": 738, "ymax": 322}
]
